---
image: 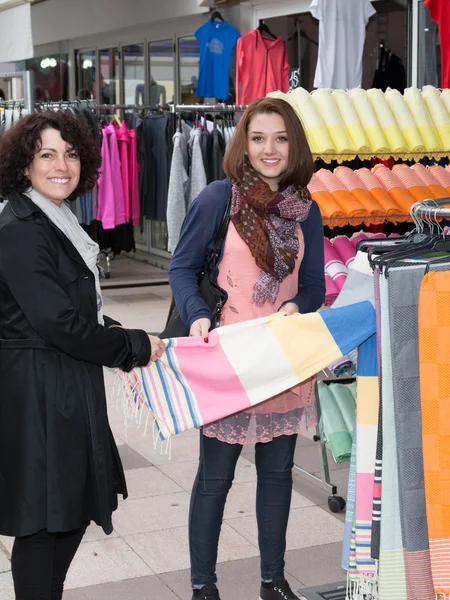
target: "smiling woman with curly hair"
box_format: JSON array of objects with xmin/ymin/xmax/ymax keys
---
[
  {"xmin": 0, "ymin": 111, "xmax": 166, "ymax": 600},
  {"xmin": 0, "ymin": 111, "xmax": 101, "ymax": 200}
]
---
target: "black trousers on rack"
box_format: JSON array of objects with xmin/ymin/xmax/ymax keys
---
[{"xmin": 11, "ymin": 523, "xmax": 88, "ymax": 600}]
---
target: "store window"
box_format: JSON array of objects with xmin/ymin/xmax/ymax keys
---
[
  {"xmin": 178, "ymin": 36, "xmax": 200, "ymax": 104},
  {"xmin": 15, "ymin": 53, "xmax": 68, "ymax": 103},
  {"xmin": 149, "ymin": 39, "xmax": 174, "ymax": 105},
  {"xmin": 134, "ymin": 221, "xmax": 149, "ymax": 251},
  {"xmin": 0, "ymin": 74, "xmax": 25, "ymax": 103},
  {"xmin": 260, "ymin": 3, "xmax": 407, "ymax": 94},
  {"xmin": 99, "ymin": 48, "xmax": 120, "ymax": 105},
  {"xmin": 151, "ymin": 221, "xmax": 168, "ymax": 252},
  {"xmin": 123, "ymin": 43, "xmax": 145, "ymax": 105},
  {"xmin": 75, "ymin": 50, "xmax": 96, "ymax": 100},
  {"xmin": 417, "ymin": 0, "xmax": 441, "ymax": 88}
]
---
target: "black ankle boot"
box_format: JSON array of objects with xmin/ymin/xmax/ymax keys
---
[
  {"xmin": 259, "ymin": 576, "xmax": 298, "ymax": 599},
  {"xmin": 192, "ymin": 583, "xmax": 221, "ymax": 599}
]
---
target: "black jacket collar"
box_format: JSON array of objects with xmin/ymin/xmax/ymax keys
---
[
  {"xmin": 7, "ymin": 190, "xmax": 45, "ymax": 220},
  {"xmin": 6, "ymin": 190, "xmax": 90, "ymax": 273}
]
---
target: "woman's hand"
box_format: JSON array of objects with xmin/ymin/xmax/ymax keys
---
[
  {"xmin": 189, "ymin": 318, "xmax": 211, "ymax": 341},
  {"xmin": 278, "ymin": 302, "xmax": 300, "ymax": 316},
  {"xmin": 149, "ymin": 335, "xmax": 166, "ymax": 362}
]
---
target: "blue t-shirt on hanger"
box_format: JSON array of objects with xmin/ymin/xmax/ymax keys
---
[{"xmin": 195, "ymin": 19, "xmax": 241, "ymax": 101}]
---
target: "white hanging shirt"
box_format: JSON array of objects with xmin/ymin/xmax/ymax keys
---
[{"xmin": 310, "ymin": 0, "xmax": 376, "ymax": 89}]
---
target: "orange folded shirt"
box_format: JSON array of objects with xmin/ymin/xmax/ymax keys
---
[
  {"xmin": 307, "ymin": 174, "xmax": 346, "ymax": 225},
  {"xmin": 356, "ymin": 167, "xmax": 406, "ymax": 222},
  {"xmin": 372, "ymin": 164, "xmax": 416, "ymax": 216},
  {"xmin": 411, "ymin": 163, "xmax": 448, "ymax": 199},
  {"xmin": 334, "ymin": 166, "xmax": 385, "ymax": 225},
  {"xmin": 392, "ymin": 164, "xmax": 432, "ymax": 201},
  {"xmin": 315, "ymin": 169, "xmax": 365, "ymax": 225}
]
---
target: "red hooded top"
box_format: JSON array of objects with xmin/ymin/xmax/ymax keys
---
[{"xmin": 236, "ymin": 30, "xmax": 289, "ymax": 105}]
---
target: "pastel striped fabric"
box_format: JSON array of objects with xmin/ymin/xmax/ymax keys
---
[
  {"xmin": 121, "ymin": 304, "xmax": 376, "ymax": 440},
  {"xmin": 371, "ymin": 268, "xmax": 383, "ymax": 562},
  {"xmin": 429, "ymin": 165, "xmax": 450, "ymax": 193},
  {"xmin": 354, "ymin": 334, "xmax": 379, "ymax": 579},
  {"xmin": 412, "ymin": 163, "xmax": 449, "ymax": 199},
  {"xmin": 356, "ymin": 167, "xmax": 405, "ymax": 221},
  {"xmin": 372, "ymin": 165, "xmax": 417, "ymax": 215},
  {"xmin": 311, "ymin": 88, "xmax": 356, "ymax": 158},
  {"xmin": 308, "ymin": 164, "xmax": 449, "ymax": 229},
  {"xmin": 334, "ymin": 166, "xmax": 385, "ymax": 222},
  {"xmin": 325, "ymin": 233, "xmax": 401, "ymax": 307},
  {"xmin": 378, "ymin": 275, "xmax": 407, "ymax": 599},
  {"xmin": 269, "ymin": 86, "xmax": 450, "ymax": 162},
  {"xmin": 333, "ymin": 236, "xmax": 357, "ymax": 270},
  {"xmin": 307, "ymin": 173, "xmax": 346, "ymax": 222},
  {"xmin": 342, "ymin": 426, "xmax": 357, "ymax": 571},
  {"xmin": 350, "ymin": 89, "xmax": 390, "ymax": 158},
  {"xmin": 324, "ymin": 238, "xmax": 348, "ymax": 292},
  {"xmin": 366, "ymin": 88, "xmax": 408, "ymax": 156},
  {"xmin": 388, "ymin": 265, "xmax": 435, "ymax": 600}
]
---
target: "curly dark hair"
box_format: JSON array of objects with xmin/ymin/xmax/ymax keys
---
[{"xmin": 0, "ymin": 111, "xmax": 101, "ymax": 200}]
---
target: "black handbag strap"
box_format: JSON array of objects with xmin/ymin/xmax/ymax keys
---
[{"xmin": 205, "ymin": 181, "xmax": 232, "ymax": 271}]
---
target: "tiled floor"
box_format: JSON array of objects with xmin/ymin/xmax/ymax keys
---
[
  {"xmin": 99, "ymin": 254, "xmax": 169, "ymax": 288},
  {"xmin": 0, "ymin": 260, "xmax": 350, "ymax": 599}
]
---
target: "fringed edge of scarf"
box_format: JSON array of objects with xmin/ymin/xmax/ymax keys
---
[
  {"xmin": 111, "ymin": 368, "xmax": 174, "ymax": 459},
  {"xmin": 346, "ymin": 565, "xmax": 378, "ymax": 600}
]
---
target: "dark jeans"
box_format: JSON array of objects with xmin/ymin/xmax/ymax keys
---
[
  {"xmin": 189, "ymin": 431, "xmax": 297, "ymax": 586},
  {"xmin": 11, "ymin": 523, "xmax": 88, "ymax": 600}
]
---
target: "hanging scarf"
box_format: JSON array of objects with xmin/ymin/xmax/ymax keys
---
[
  {"xmin": 231, "ymin": 159, "xmax": 312, "ymax": 306},
  {"xmin": 26, "ymin": 188, "xmax": 104, "ymax": 325}
]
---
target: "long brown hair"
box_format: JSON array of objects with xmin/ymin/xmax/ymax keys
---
[{"xmin": 223, "ymin": 97, "xmax": 313, "ymax": 188}]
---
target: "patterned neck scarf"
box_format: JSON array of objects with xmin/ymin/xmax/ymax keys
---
[{"xmin": 231, "ymin": 159, "xmax": 312, "ymax": 306}]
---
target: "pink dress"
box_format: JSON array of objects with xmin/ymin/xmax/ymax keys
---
[{"xmin": 203, "ymin": 222, "xmax": 317, "ymax": 445}]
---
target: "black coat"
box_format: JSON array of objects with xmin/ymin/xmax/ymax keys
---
[{"xmin": 0, "ymin": 192, "xmax": 151, "ymax": 537}]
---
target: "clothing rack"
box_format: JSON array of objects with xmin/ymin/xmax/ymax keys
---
[
  {"xmin": 32, "ymin": 99, "xmax": 171, "ymax": 281},
  {"xmin": 0, "ymin": 99, "xmax": 25, "ymax": 108},
  {"xmin": 89, "ymin": 103, "xmax": 169, "ymax": 112},
  {"xmin": 170, "ymin": 103, "xmax": 248, "ymax": 113},
  {"xmin": 412, "ymin": 197, "xmax": 450, "ymax": 220},
  {"xmin": 293, "ymin": 372, "xmax": 352, "ymax": 514},
  {"xmin": 35, "ymin": 100, "xmax": 169, "ymax": 112},
  {"xmin": 34, "ymin": 99, "xmax": 90, "ymax": 110}
]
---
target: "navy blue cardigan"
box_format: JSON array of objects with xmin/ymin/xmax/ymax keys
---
[{"xmin": 168, "ymin": 180, "xmax": 326, "ymax": 328}]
